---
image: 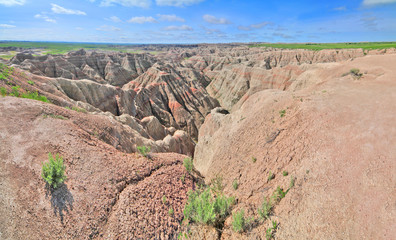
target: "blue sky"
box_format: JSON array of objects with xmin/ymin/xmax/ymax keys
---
[{"xmin": 0, "ymin": 0, "xmax": 395, "ymax": 43}]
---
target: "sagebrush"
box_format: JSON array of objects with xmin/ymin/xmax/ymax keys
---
[{"xmin": 41, "ymin": 153, "xmax": 66, "ymax": 189}]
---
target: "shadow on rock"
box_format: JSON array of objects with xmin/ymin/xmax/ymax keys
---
[{"xmin": 45, "ymin": 183, "xmax": 74, "ymax": 223}]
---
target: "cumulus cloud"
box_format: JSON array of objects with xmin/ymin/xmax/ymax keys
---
[
  {"xmin": 163, "ymin": 25, "xmax": 193, "ymax": 31},
  {"xmin": 156, "ymin": 0, "xmax": 204, "ymax": 7},
  {"xmin": 157, "ymin": 14, "xmax": 185, "ymax": 22},
  {"xmin": 0, "ymin": 23, "xmax": 16, "ymax": 28},
  {"xmin": 99, "ymin": 0, "xmax": 151, "ymax": 8},
  {"xmin": 238, "ymin": 21, "xmax": 271, "ymax": 31},
  {"xmin": 128, "ymin": 16, "xmax": 157, "ymax": 23},
  {"xmin": 106, "ymin": 16, "xmax": 122, "ymax": 22},
  {"xmin": 51, "ymin": 4, "xmax": 86, "ymax": 15},
  {"xmin": 0, "ymin": 0, "xmax": 25, "ymax": 6},
  {"xmin": 203, "ymin": 14, "xmax": 231, "ymax": 24},
  {"xmin": 96, "ymin": 25, "xmax": 121, "ymax": 31},
  {"xmin": 34, "ymin": 14, "xmax": 57, "ymax": 23},
  {"xmin": 363, "ymin": 0, "xmax": 396, "ymax": 6}
]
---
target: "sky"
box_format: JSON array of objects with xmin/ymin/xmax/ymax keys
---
[{"xmin": 0, "ymin": 0, "xmax": 395, "ymax": 43}]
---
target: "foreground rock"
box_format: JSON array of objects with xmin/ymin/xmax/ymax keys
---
[{"xmin": 0, "ymin": 97, "xmax": 196, "ymax": 239}]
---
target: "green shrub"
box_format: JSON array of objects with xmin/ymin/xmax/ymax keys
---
[
  {"xmin": 169, "ymin": 207, "xmax": 174, "ymax": 216},
  {"xmin": 162, "ymin": 195, "xmax": 167, "ymax": 204},
  {"xmin": 272, "ymin": 186, "xmax": 286, "ymax": 202},
  {"xmin": 232, "ymin": 179, "xmax": 239, "ymax": 190},
  {"xmin": 268, "ymin": 171, "xmax": 274, "ymax": 181},
  {"xmin": 279, "ymin": 109, "xmax": 286, "ymax": 117},
  {"xmin": 10, "ymin": 86, "xmax": 20, "ymax": 97},
  {"xmin": 232, "ymin": 209, "xmax": 246, "ymax": 233},
  {"xmin": 282, "ymin": 171, "xmax": 288, "ymax": 176},
  {"xmin": 137, "ymin": 146, "xmax": 151, "ymax": 158},
  {"xmin": 183, "ymin": 187, "xmax": 234, "ymax": 227},
  {"xmin": 258, "ymin": 198, "xmax": 272, "ymax": 220},
  {"xmin": 252, "ymin": 157, "xmax": 257, "ymax": 163},
  {"xmin": 41, "ymin": 153, "xmax": 66, "ymax": 189},
  {"xmin": 0, "ymin": 87, "xmax": 6, "ymax": 96},
  {"xmin": 27, "ymin": 80, "xmax": 35, "ymax": 85},
  {"xmin": 350, "ymin": 68, "xmax": 363, "ymax": 79},
  {"xmin": 183, "ymin": 157, "xmax": 193, "ymax": 174},
  {"xmin": 71, "ymin": 106, "xmax": 87, "ymax": 113},
  {"xmin": 21, "ymin": 91, "xmax": 49, "ymax": 102}
]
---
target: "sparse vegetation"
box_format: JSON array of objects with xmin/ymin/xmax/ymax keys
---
[
  {"xmin": 169, "ymin": 207, "xmax": 174, "ymax": 216},
  {"xmin": 0, "ymin": 63, "xmax": 14, "ymax": 81},
  {"xmin": 258, "ymin": 198, "xmax": 272, "ymax": 220},
  {"xmin": 183, "ymin": 185, "xmax": 234, "ymax": 228},
  {"xmin": 279, "ymin": 109, "xmax": 286, "ymax": 118},
  {"xmin": 27, "ymin": 80, "xmax": 34, "ymax": 85},
  {"xmin": 350, "ymin": 68, "xmax": 363, "ymax": 79},
  {"xmin": 282, "ymin": 171, "xmax": 288, "ymax": 176},
  {"xmin": 180, "ymin": 174, "xmax": 185, "ymax": 183},
  {"xmin": 43, "ymin": 114, "xmax": 67, "ymax": 120},
  {"xmin": 232, "ymin": 179, "xmax": 239, "ymax": 190},
  {"xmin": 21, "ymin": 91, "xmax": 49, "ymax": 102},
  {"xmin": 289, "ymin": 176, "xmax": 295, "ymax": 188},
  {"xmin": 266, "ymin": 220, "xmax": 279, "ymax": 240},
  {"xmin": 252, "ymin": 157, "xmax": 257, "ymax": 163},
  {"xmin": 71, "ymin": 106, "xmax": 87, "ymax": 113},
  {"xmin": 0, "ymin": 87, "xmax": 6, "ymax": 96},
  {"xmin": 232, "ymin": 209, "xmax": 246, "ymax": 233},
  {"xmin": 268, "ymin": 171, "xmax": 274, "ymax": 181},
  {"xmin": 272, "ymin": 186, "xmax": 286, "ymax": 202},
  {"xmin": 183, "ymin": 157, "xmax": 193, "ymax": 174},
  {"xmin": 41, "ymin": 153, "xmax": 66, "ymax": 189},
  {"xmin": 137, "ymin": 146, "xmax": 151, "ymax": 158},
  {"xmin": 162, "ymin": 195, "xmax": 167, "ymax": 204}
]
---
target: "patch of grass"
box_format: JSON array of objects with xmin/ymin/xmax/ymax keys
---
[
  {"xmin": 268, "ymin": 171, "xmax": 274, "ymax": 182},
  {"xmin": 282, "ymin": 171, "xmax": 288, "ymax": 176},
  {"xmin": 180, "ymin": 174, "xmax": 185, "ymax": 183},
  {"xmin": 183, "ymin": 186, "xmax": 234, "ymax": 228},
  {"xmin": 169, "ymin": 207, "xmax": 174, "ymax": 216},
  {"xmin": 71, "ymin": 106, "xmax": 87, "ymax": 113},
  {"xmin": 43, "ymin": 114, "xmax": 67, "ymax": 120},
  {"xmin": 41, "ymin": 153, "xmax": 66, "ymax": 189},
  {"xmin": 162, "ymin": 195, "xmax": 167, "ymax": 204},
  {"xmin": 10, "ymin": 86, "xmax": 20, "ymax": 97},
  {"xmin": 350, "ymin": 68, "xmax": 363, "ymax": 79},
  {"xmin": 21, "ymin": 91, "xmax": 49, "ymax": 102},
  {"xmin": 271, "ymin": 186, "xmax": 287, "ymax": 202},
  {"xmin": 183, "ymin": 157, "xmax": 193, "ymax": 174},
  {"xmin": 27, "ymin": 80, "xmax": 34, "ymax": 85},
  {"xmin": 232, "ymin": 179, "xmax": 239, "ymax": 190},
  {"xmin": 0, "ymin": 87, "xmax": 7, "ymax": 96},
  {"xmin": 252, "ymin": 157, "xmax": 257, "ymax": 163},
  {"xmin": 137, "ymin": 146, "xmax": 151, "ymax": 158},
  {"xmin": 232, "ymin": 209, "xmax": 247, "ymax": 233},
  {"xmin": 279, "ymin": 109, "xmax": 286, "ymax": 118},
  {"xmin": 0, "ymin": 63, "xmax": 14, "ymax": 81},
  {"xmin": 250, "ymin": 42, "xmax": 396, "ymax": 50},
  {"xmin": 258, "ymin": 198, "xmax": 272, "ymax": 220},
  {"xmin": 266, "ymin": 220, "xmax": 278, "ymax": 240},
  {"xmin": 289, "ymin": 176, "xmax": 295, "ymax": 188}
]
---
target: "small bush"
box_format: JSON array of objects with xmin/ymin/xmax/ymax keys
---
[
  {"xmin": 41, "ymin": 153, "xmax": 66, "ymax": 189},
  {"xmin": 72, "ymin": 106, "xmax": 87, "ymax": 113},
  {"xmin": 183, "ymin": 187, "xmax": 234, "ymax": 227},
  {"xmin": 180, "ymin": 174, "xmax": 185, "ymax": 183},
  {"xmin": 137, "ymin": 146, "xmax": 151, "ymax": 158},
  {"xmin": 232, "ymin": 179, "xmax": 239, "ymax": 190},
  {"xmin": 10, "ymin": 86, "xmax": 20, "ymax": 97},
  {"xmin": 0, "ymin": 87, "xmax": 7, "ymax": 96},
  {"xmin": 252, "ymin": 157, "xmax": 257, "ymax": 163},
  {"xmin": 27, "ymin": 80, "xmax": 34, "ymax": 85},
  {"xmin": 350, "ymin": 68, "xmax": 363, "ymax": 79},
  {"xmin": 268, "ymin": 171, "xmax": 274, "ymax": 182},
  {"xmin": 258, "ymin": 198, "xmax": 272, "ymax": 220},
  {"xmin": 21, "ymin": 91, "xmax": 49, "ymax": 103},
  {"xmin": 279, "ymin": 109, "xmax": 286, "ymax": 118},
  {"xmin": 169, "ymin": 207, "xmax": 174, "ymax": 216},
  {"xmin": 183, "ymin": 157, "xmax": 193, "ymax": 174},
  {"xmin": 162, "ymin": 195, "xmax": 167, "ymax": 204},
  {"xmin": 282, "ymin": 171, "xmax": 288, "ymax": 176},
  {"xmin": 232, "ymin": 209, "xmax": 246, "ymax": 233},
  {"xmin": 272, "ymin": 186, "xmax": 286, "ymax": 202}
]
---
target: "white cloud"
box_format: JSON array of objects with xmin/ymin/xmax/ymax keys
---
[
  {"xmin": 157, "ymin": 14, "xmax": 185, "ymax": 22},
  {"xmin": 0, "ymin": 0, "xmax": 25, "ymax": 6},
  {"xmin": 333, "ymin": 6, "xmax": 347, "ymax": 11},
  {"xmin": 363, "ymin": 0, "xmax": 396, "ymax": 6},
  {"xmin": 0, "ymin": 23, "xmax": 16, "ymax": 28},
  {"xmin": 156, "ymin": 0, "xmax": 204, "ymax": 7},
  {"xmin": 100, "ymin": 0, "xmax": 151, "ymax": 8},
  {"xmin": 96, "ymin": 25, "xmax": 121, "ymax": 31},
  {"xmin": 51, "ymin": 4, "xmax": 86, "ymax": 15},
  {"xmin": 34, "ymin": 14, "xmax": 57, "ymax": 23},
  {"xmin": 128, "ymin": 16, "xmax": 157, "ymax": 24},
  {"xmin": 75, "ymin": 27, "xmax": 84, "ymax": 30},
  {"xmin": 238, "ymin": 21, "xmax": 271, "ymax": 31},
  {"xmin": 203, "ymin": 14, "xmax": 231, "ymax": 24},
  {"xmin": 163, "ymin": 25, "xmax": 193, "ymax": 31},
  {"xmin": 106, "ymin": 16, "xmax": 122, "ymax": 22}
]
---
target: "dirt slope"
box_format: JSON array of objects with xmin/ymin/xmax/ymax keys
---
[
  {"xmin": 0, "ymin": 97, "xmax": 195, "ymax": 239},
  {"xmin": 194, "ymin": 54, "xmax": 396, "ymax": 239}
]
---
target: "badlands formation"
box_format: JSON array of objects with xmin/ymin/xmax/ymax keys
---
[{"xmin": 0, "ymin": 45, "xmax": 395, "ymax": 239}]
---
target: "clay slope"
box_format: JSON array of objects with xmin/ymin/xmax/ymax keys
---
[
  {"xmin": 194, "ymin": 54, "xmax": 396, "ymax": 239},
  {"xmin": 0, "ymin": 97, "xmax": 196, "ymax": 239}
]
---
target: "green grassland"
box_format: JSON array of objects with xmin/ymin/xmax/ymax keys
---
[
  {"xmin": 250, "ymin": 42, "xmax": 396, "ymax": 50},
  {"xmin": 0, "ymin": 41, "xmax": 142, "ymax": 55}
]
